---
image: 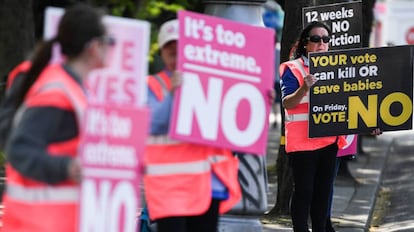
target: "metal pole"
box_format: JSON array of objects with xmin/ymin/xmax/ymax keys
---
[
  {"xmin": 204, "ymin": 0, "xmax": 265, "ymax": 26},
  {"xmin": 202, "ymin": 1, "xmax": 269, "ymax": 231}
]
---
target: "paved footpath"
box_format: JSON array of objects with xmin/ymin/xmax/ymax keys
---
[{"xmin": 261, "ymin": 128, "xmax": 394, "ymax": 232}]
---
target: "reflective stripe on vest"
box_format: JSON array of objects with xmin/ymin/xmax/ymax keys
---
[
  {"xmin": 146, "ymin": 160, "xmax": 210, "ymax": 176},
  {"xmin": 146, "ymin": 155, "xmax": 227, "ymax": 176},
  {"xmin": 9, "ymin": 64, "xmax": 85, "ymax": 134},
  {"xmin": 285, "ymin": 113, "xmax": 308, "ymax": 122},
  {"xmin": 291, "ymin": 59, "xmax": 307, "ymax": 80},
  {"xmin": 298, "ymin": 94, "xmax": 309, "ymax": 104},
  {"xmin": 147, "ymin": 135, "xmax": 181, "ymax": 144},
  {"xmin": 37, "ymin": 81, "xmax": 85, "ymax": 124},
  {"xmin": 284, "ymin": 94, "xmax": 309, "ymax": 122},
  {"xmin": 147, "ymin": 71, "xmax": 172, "ymax": 101},
  {"xmin": 283, "ymin": 58, "xmax": 309, "ymax": 122},
  {"xmin": 13, "ymin": 78, "xmax": 85, "ymax": 134},
  {"xmin": 7, "ymin": 184, "xmax": 78, "ymax": 202}
]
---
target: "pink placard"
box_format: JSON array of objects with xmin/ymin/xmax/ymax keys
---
[
  {"xmin": 44, "ymin": 7, "xmax": 150, "ymax": 107},
  {"xmin": 44, "ymin": 7, "xmax": 150, "ymax": 232},
  {"xmin": 78, "ymin": 103, "xmax": 149, "ymax": 232},
  {"xmin": 169, "ymin": 10, "xmax": 275, "ymax": 155},
  {"xmin": 87, "ymin": 16, "xmax": 150, "ymax": 107},
  {"xmin": 337, "ymin": 134, "xmax": 357, "ymax": 157}
]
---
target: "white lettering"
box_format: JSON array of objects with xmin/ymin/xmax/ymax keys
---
[
  {"xmin": 175, "ymin": 73, "xmax": 266, "ymax": 148},
  {"xmin": 183, "ymin": 44, "xmax": 261, "ymax": 74},
  {"xmin": 176, "ymin": 73, "xmax": 222, "ymax": 139},
  {"xmin": 221, "ymin": 83, "xmax": 265, "ymax": 146},
  {"xmin": 80, "ymin": 180, "xmax": 136, "ymax": 232},
  {"xmin": 80, "ymin": 180, "xmax": 111, "ymax": 232},
  {"xmin": 215, "ymin": 24, "xmax": 246, "ymax": 48},
  {"xmin": 108, "ymin": 182, "xmax": 136, "ymax": 232},
  {"xmin": 86, "ymin": 109, "xmax": 132, "ymax": 138},
  {"xmin": 83, "ymin": 142, "xmax": 137, "ymax": 167}
]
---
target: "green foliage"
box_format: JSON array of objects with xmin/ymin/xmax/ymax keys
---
[
  {"xmin": 89, "ymin": 0, "xmax": 204, "ymax": 71},
  {"xmin": 136, "ymin": 1, "xmax": 184, "ymax": 19},
  {"xmin": 0, "ymin": 151, "xmax": 5, "ymax": 168},
  {"xmin": 134, "ymin": 1, "xmax": 185, "ymax": 67}
]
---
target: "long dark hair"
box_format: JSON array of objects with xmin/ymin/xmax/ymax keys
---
[
  {"xmin": 294, "ymin": 21, "xmax": 331, "ymax": 59},
  {"xmin": 15, "ymin": 3, "xmax": 105, "ymax": 109}
]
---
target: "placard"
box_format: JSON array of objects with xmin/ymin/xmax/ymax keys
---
[
  {"xmin": 303, "ymin": 1, "xmax": 362, "ymax": 50},
  {"xmin": 309, "ymin": 46, "xmax": 414, "ymax": 137},
  {"xmin": 169, "ymin": 10, "xmax": 274, "ymax": 154},
  {"xmin": 44, "ymin": 7, "xmax": 150, "ymax": 232}
]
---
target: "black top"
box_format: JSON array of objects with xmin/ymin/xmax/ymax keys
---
[{"xmin": 6, "ymin": 65, "xmax": 81, "ymax": 185}]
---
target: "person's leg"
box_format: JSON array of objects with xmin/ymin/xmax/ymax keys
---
[
  {"xmin": 310, "ymin": 143, "xmax": 338, "ymax": 232},
  {"xmin": 289, "ymin": 151, "xmax": 318, "ymax": 232},
  {"xmin": 157, "ymin": 216, "xmax": 186, "ymax": 232},
  {"xmin": 187, "ymin": 199, "xmax": 220, "ymax": 232}
]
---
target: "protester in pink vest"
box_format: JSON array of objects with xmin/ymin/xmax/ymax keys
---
[{"xmin": 279, "ymin": 21, "xmax": 347, "ymax": 232}]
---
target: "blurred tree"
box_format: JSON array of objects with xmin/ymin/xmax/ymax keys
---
[
  {"xmin": 32, "ymin": 0, "xmax": 75, "ymax": 41},
  {"xmin": 0, "ymin": 0, "xmax": 36, "ymax": 200},
  {"xmin": 0, "ymin": 0, "xmax": 35, "ymax": 101},
  {"xmin": 0, "ymin": 0, "xmax": 204, "ymax": 90},
  {"xmin": 88, "ymin": 0, "xmax": 204, "ymax": 72}
]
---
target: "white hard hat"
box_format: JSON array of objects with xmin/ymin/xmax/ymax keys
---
[{"xmin": 158, "ymin": 19, "xmax": 179, "ymax": 49}]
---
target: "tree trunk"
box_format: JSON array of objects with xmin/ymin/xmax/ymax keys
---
[
  {"xmin": 266, "ymin": 0, "xmax": 308, "ymax": 216},
  {"xmin": 0, "ymin": 0, "xmax": 35, "ymax": 100},
  {"xmin": 362, "ymin": 0, "xmax": 376, "ymax": 47}
]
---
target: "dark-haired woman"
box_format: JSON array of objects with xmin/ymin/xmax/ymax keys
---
[
  {"xmin": 279, "ymin": 21, "xmax": 347, "ymax": 232},
  {"xmin": 2, "ymin": 4, "xmax": 114, "ymax": 232}
]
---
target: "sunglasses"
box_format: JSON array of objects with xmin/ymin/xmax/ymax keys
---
[
  {"xmin": 308, "ymin": 35, "xmax": 331, "ymax": 43},
  {"xmin": 98, "ymin": 35, "xmax": 116, "ymax": 46}
]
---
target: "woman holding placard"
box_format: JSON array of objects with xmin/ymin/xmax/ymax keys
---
[{"xmin": 279, "ymin": 21, "xmax": 347, "ymax": 232}]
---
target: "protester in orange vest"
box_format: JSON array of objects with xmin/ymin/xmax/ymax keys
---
[
  {"xmin": 279, "ymin": 21, "xmax": 347, "ymax": 232},
  {"xmin": 144, "ymin": 18, "xmax": 241, "ymax": 232},
  {"xmin": 2, "ymin": 4, "xmax": 115, "ymax": 232}
]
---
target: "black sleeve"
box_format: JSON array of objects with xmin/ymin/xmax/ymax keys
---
[{"xmin": 5, "ymin": 106, "xmax": 78, "ymax": 185}]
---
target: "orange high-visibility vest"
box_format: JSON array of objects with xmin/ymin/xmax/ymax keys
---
[
  {"xmin": 144, "ymin": 140, "xmax": 241, "ymax": 221},
  {"xmin": 280, "ymin": 58, "xmax": 346, "ymax": 153},
  {"xmin": 2, "ymin": 64, "xmax": 86, "ymax": 232},
  {"xmin": 147, "ymin": 70, "xmax": 172, "ymax": 101},
  {"xmin": 6, "ymin": 61, "xmax": 31, "ymax": 89},
  {"xmin": 144, "ymin": 71, "xmax": 241, "ymax": 221}
]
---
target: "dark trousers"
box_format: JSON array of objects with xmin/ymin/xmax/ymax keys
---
[
  {"xmin": 156, "ymin": 199, "xmax": 220, "ymax": 232},
  {"xmin": 289, "ymin": 143, "xmax": 338, "ymax": 232}
]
